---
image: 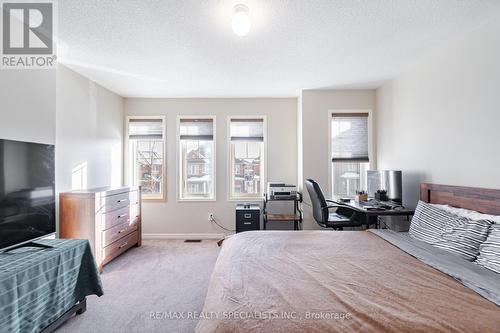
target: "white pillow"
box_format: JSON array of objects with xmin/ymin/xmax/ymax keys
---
[
  {"xmin": 410, "ymin": 201, "xmax": 491, "ymax": 261},
  {"xmin": 431, "ymin": 204, "xmax": 500, "ymax": 224}
]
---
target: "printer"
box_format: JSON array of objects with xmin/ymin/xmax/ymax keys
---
[{"xmin": 267, "ymin": 182, "xmax": 297, "ymax": 200}]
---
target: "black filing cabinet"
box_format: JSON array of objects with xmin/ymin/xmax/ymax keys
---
[{"xmin": 236, "ymin": 204, "xmax": 260, "ymax": 233}]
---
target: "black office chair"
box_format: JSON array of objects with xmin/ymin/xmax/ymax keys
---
[{"xmin": 305, "ymin": 179, "xmax": 364, "ymax": 230}]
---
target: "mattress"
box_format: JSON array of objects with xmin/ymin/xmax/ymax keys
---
[{"xmin": 196, "ymin": 230, "xmax": 500, "ymax": 333}]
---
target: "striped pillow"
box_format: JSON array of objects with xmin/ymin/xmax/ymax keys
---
[
  {"xmin": 475, "ymin": 224, "xmax": 500, "ymax": 274},
  {"xmin": 409, "ymin": 201, "xmax": 491, "ymax": 261}
]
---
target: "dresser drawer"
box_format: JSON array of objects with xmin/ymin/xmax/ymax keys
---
[
  {"xmin": 102, "ymin": 219, "xmax": 138, "ymax": 247},
  {"xmin": 102, "ymin": 231, "xmax": 138, "ymax": 264},
  {"xmin": 103, "ymin": 192, "xmax": 130, "ymax": 212},
  {"xmin": 101, "ymin": 206, "xmax": 130, "ymax": 230}
]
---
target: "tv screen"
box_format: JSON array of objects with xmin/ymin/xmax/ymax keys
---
[{"xmin": 0, "ymin": 139, "xmax": 55, "ymax": 250}]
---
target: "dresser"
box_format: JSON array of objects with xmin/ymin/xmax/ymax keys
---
[{"xmin": 59, "ymin": 186, "xmax": 141, "ymax": 272}]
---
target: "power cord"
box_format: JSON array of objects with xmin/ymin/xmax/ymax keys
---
[{"xmin": 209, "ymin": 215, "xmax": 235, "ymax": 233}]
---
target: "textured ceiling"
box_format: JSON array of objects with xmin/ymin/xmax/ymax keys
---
[{"xmin": 58, "ymin": 0, "xmax": 500, "ymax": 97}]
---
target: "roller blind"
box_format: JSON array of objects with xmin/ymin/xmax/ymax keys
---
[
  {"xmin": 129, "ymin": 118, "xmax": 163, "ymax": 140},
  {"xmin": 180, "ymin": 118, "xmax": 214, "ymax": 140},
  {"xmin": 230, "ymin": 119, "xmax": 264, "ymax": 142},
  {"xmin": 331, "ymin": 113, "xmax": 369, "ymax": 162}
]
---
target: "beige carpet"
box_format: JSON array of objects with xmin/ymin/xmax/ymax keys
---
[{"xmin": 58, "ymin": 240, "xmax": 221, "ymax": 333}]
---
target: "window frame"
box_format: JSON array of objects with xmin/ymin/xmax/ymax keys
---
[
  {"xmin": 327, "ymin": 110, "xmax": 374, "ymax": 198},
  {"xmin": 227, "ymin": 115, "xmax": 267, "ymax": 201},
  {"xmin": 125, "ymin": 115, "xmax": 167, "ymax": 201},
  {"xmin": 176, "ymin": 115, "xmax": 217, "ymax": 202}
]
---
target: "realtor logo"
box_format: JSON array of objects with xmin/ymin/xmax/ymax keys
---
[{"xmin": 1, "ymin": 0, "xmax": 57, "ymax": 69}]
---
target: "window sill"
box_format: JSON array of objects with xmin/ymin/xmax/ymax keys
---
[{"xmin": 141, "ymin": 193, "xmax": 166, "ymax": 201}]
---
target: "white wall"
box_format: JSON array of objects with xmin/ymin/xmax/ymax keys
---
[
  {"xmin": 125, "ymin": 98, "xmax": 297, "ymax": 236},
  {"xmin": 0, "ymin": 70, "xmax": 56, "ymax": 144},
  {"xmin": 56, "ymin": 65, "xmax": 124, "ymax": 193},
  {"xmin": 299, "ymin": 89, "xmax": 377, "ymax": 229},
  {"xmin": 376, "ymin": 15, "xmax": 500, "ymax": 208}
]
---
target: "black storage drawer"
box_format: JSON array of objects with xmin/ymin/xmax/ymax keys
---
[{"xmin": 236, "ymin": 204, "xmax": 260, "ymax": 233}]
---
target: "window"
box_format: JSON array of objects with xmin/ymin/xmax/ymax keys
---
[
  {"xmin": 127, "ymin": 117, "xmax": 165, "ymax": 200},
  {"xmin": 331, "ymin": 112, "xmax": 370, "ymax": 197},
  {"xmin": 229, "ymin": 118, "xmax": 265, "ymax": 200},
  {"xmin": 178, "ymin": 117, "xmax": 215, "ymax": 200}
]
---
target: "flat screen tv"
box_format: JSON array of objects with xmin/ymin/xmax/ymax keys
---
[{"xmin": 0, "ymin": 139, "xmax": 55, "ymax": 251}]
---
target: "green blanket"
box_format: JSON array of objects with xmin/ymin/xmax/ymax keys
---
[{"xmin": 0, "ymin": 239, "xmax": 104, "ymax": 333}]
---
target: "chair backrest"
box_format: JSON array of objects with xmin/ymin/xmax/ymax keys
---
[{"xmin": 305, "ymin": 179, "xmax": 328, "ymax": 226}]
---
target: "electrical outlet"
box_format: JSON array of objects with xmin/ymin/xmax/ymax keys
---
[{"xmin": 208, "ymin": 213, "xmax": 215, "ymax": 221}]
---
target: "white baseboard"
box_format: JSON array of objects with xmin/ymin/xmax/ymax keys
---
[{"xmin": 142, "ymin": 233, "xmax": 226, "ymax": 240}]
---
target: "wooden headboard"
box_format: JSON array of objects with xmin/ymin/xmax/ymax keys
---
[{"xmin": 420, "ymin": 183, "xmax": 500, "ymax": 215}]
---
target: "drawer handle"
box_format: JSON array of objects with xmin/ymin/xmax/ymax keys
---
[
  {"xmin": 119, "ymin": 242, "xmax": 128, "ymax": 249},
  {"xmin": 117, "ymin": 214, "xmax": 125, "ymax": 218},
  {"xmin": 117, "ymin": 199, "xmax": 127, "ymax": 203},
  {"xmin": 243, "ymin": 222, "xmax": 252, "ymax": 225},
  {"xmin": 118, "ymin": 228, "xmax": 127, "ymax": 234},
  {"xmin": 244, "ymin": 214, "xmax": 251, "ymax": 218}
]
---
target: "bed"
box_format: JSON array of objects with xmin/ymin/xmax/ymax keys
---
[
  {"xmin": 196, "ymin": 184, "xmax": 500, "ymax": 333},
  {"xmin": 0, "ymin": 239, "xmax": 103, "ymax": 333}
]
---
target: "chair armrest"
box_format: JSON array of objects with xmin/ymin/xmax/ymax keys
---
[
  {"xmin": 325, "ymin": 200, "xmax": 352, "ymax": 209},
  {"xmin": 326, "ymin": 203, "xmax": 355, "ymax": 210},
  {"xmin": 326, "ymin": 199, "xmax": 352, "ymax": 206}
]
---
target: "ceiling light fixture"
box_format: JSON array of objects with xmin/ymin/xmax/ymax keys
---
[{"xmin": 232, "ymin": 4, "xmax": 251, "ymax": 37}]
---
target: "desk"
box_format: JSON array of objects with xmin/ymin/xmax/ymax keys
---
[{"xmin": 330, "ymin": 198, "xmax": 414, "ymax": 229}]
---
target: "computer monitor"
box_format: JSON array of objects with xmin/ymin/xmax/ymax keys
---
[{"xmin": 367, "ymin": 170, "xmax": 402, "ymax": 203}]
